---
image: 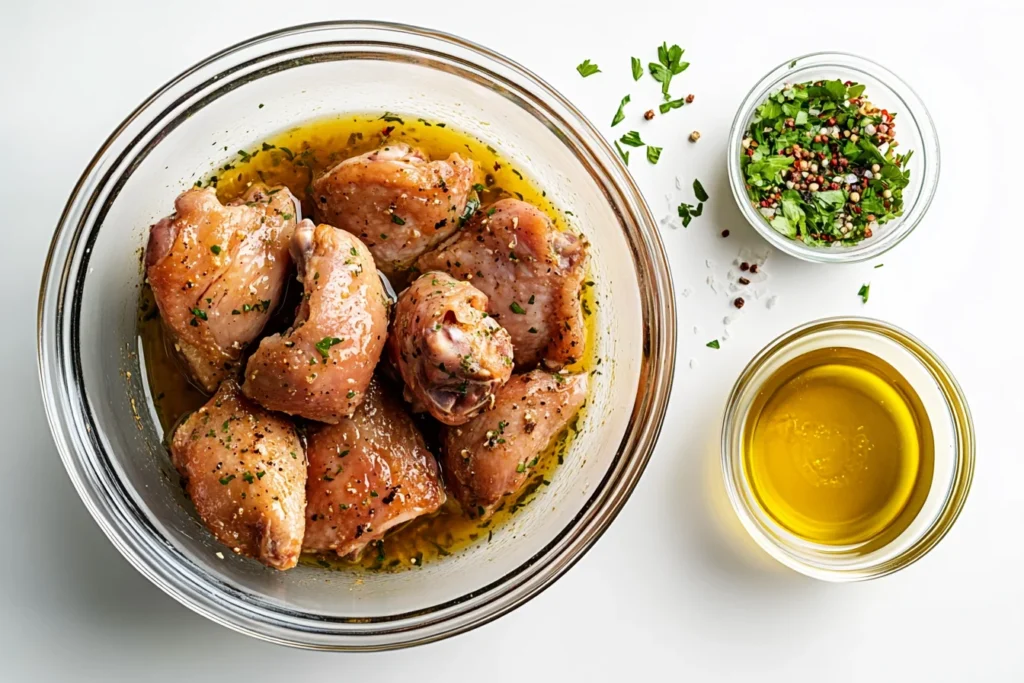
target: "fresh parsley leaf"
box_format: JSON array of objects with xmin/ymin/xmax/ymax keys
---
[
  {"xmin": 858, "ymin": 283, "xmax": 870, "ymax": 303},
  {"xmin": 576, "ymin": 59, "xmax": 601, "ymax": 78},
  {"xmin": 677, "ymin": 202, "xmax": 703, "ymax": 228},
  {"xmin": 693, "ymin": 179, "xmax": 709, "ymax": 202},
  {"xmin": 648, "ymin": 42, "xmax": 689, "ymax": 100},
  {"xmin": 620, "ymin": 130, "xmax": 644, "ymax": 147},
  {"xmin": 315, "ymin": 336, "xmax": 343, "ymax": 361},
  {"xmin": 659, "ymin": 97, "xmax": 685, "ymax": 114},
  {"xmin": 706, "ymin": 340, "xmax": 721, "ymax": 349},
  {"xmin": 614, "ymin": 140, "xmax": 629, "ymax": 165},
  {"xmin": 611, "ymin": 94, "xmax": 630, "ymax": 127},
  {"xmin": 509, "ymin": 301, "xmax": 527, "ymax": 315},
  {"xmin": 631, "ymin": 57, "xmax": 643, "ymax": 81},
  {"xmin": 646, "ymin": 146, "xmax": 662, "ymax": 164}
]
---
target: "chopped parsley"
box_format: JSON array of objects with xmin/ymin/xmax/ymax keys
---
[
  {"xmin": 576, "ymin": 59, "xmax": 601, "ymax": 77},
  {"xmin": 693, "ymin": 179, "xmax": 709, "ymax": 202},
  {"xmin": 209, "ymin": 245, "xmax": 222, "ymax": 255},
  {"xmin": 659, "ymin": 97, "xmax": 686, "ymax": 114},
  {"xmin": 677, "ymin": 201, "xmax": 703, "ymax": 227},
  {"xmin": 741, "ymin": 79, "xmax": 912, "ymax": 246},
  {"xmin": 190, "ymin": 307, "xmax": 207, "ymax": 321},
  {"xmin": 391, "ymin": 214, "xmax": 406, "ymax": 225},
  {"xmin": 315, "ymin": 336, "xmax": 343, "ymax": 361},
  {"xmin": 706, "ymin": 340, "xmax": 721, "ymax": 349},
  {"xmin": 858, "ymin": 283, "xmax": 870, "ymax": 303},
  {"xmin": 611, "ymin": 94, "xmax": 630, "ymax": 127},
  {"xmin": 648, "ymin": 42, "xmax": 689, "ymax": 101},
  {"xmin": 218, "ymin": 474, "xmax": 235, "ymax": 485},
  {"xmin": 631, "ymin": 57, "xmax": 643, "ymax": 81},
  {"xmin": 646, "ymin": 146, "xmax": 662, "ymax": 164},
  {"xmin": 614, "ymin": 140, "xmax": 629, "ymax": 165},
  {"xmin": 509, "ymin": 301, "xmax": 527, "ymax": 315},
  {"xmin": 619, "ymin": 130, "xmax": 644, "ymax": 147}
]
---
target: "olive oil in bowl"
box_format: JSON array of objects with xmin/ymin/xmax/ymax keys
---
[
  {"xmin": 743, "ymin": 347, "xmax": 933, "ymax": 550},
  {"xmin": 722, "ymin": 319, "xmax": 975, "ymax": 581}
]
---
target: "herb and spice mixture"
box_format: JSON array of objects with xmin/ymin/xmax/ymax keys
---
[
  {"xmin": 140, "ymin": 113, "xmax": 597, "ymax": 572},
  {"xmin": 741, "ymin": 79, "xmax": 913, "ymax": 246}
]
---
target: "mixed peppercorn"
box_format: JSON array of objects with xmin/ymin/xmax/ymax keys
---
[{"xmin": 741, "ymin": 79, "xmax": 913, "ymax": 246}]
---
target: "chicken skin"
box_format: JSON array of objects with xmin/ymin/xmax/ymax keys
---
[
  {"xmin": 170, "ymin": 380, "xmax": 307, "ymax": 570},
  {"xmin": 303, "ymin": 379, "xmax": 446, "ymax": 559},
  {"xmin": 312, "ymin": 143, "xmax": 476, "ymax": 279},
  {"xmin": 242, "ymin": 221, "xmax": 389, "ymax": 423},
  {"xmin": 442, "ymin": 369, "xmax": 587, "ymax": 520},
  {"xmin": 389, "ymin": 272, "xmax": 514, "ymax": 425},
  {"xmin": 416, "ymin": 199, "xmax": 588, "ymax": 370},
  {"xmin": 146, "ymin": 185, "xmax": 300, "ymax": 392}
]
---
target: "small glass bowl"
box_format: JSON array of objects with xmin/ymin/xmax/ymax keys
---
[
  {"xmin": 727, "ymin": 52, "xmax": 940, "ymax": 263},
  {"xmin": 721, "ymin": 318, "xmax": 974, "ymax": 581}
]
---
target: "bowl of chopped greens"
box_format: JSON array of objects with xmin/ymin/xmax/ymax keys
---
[{"xmin": 728, "ymin": 52, "xmax": 939, "ymax": 263}]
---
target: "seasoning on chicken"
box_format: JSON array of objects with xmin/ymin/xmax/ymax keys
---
[
  {"xmin": 389, "ymin": 271, "xmax": 514, "ymax": 425},
  {"xmin": 442, "ymin": 369, "xmax": 587, "ymax": 520},
  {"xmin": 303, "ymin": 379, "xmax": 446, "ymax": 559},
  {"xmin": 416, "ymin": 199, "xmax": 587, "ymax": 370},
  {"xmin": 242, "ymin": 220, "xmax": 389, "ymax": 423},
  {"xmin": 170, "ymin": 380, "xmax": 307, "ymax": 570},
  {"xmin": 145, "ymin": 184, "xmax": 299, "ymax": 392},
  {"xmin": 312, "ymin": 143, "xmax": 476, "ymax": 279}
]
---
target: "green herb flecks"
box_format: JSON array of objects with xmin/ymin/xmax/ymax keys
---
[
  {"xmin": 576, "ymin": 59, "xmax": 601, "ymax": 77},
  {"xmin": 706, "ymin": 340, "xmax": 721, "ymax": 349},
  {"xmin": 646, "ymin": 146, "xmax": 662, "ymax": 164},
  {"xmin": 631, "ymin": 57, "xmax": 643, "ymax": 81},
  {"xmin": 315, "ymin": 336, "xmax": 343, "ymax": 361},
  {"xmin": 619, "ymin": 131, "xmax": 644, "ymax": 147},
  {"xmin": 611, "ymin": 94, "xmax": 630, "ymax": 127},
  {"xmin": 858, "ymin": 283, "xmax": 870, "ymax": 303},
  {"xmin": 693, "ymin": 179, "xmax": 709, "ymax": 202},
  {"xmin": 648, "ymin": 42, "xmax": 689, "ymax": 101}
]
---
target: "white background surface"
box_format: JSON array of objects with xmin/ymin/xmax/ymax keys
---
[{"xmin": 2, "ymin": 1, "xmax": 1020, "ymax": 680}]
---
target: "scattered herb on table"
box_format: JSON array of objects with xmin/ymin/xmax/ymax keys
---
[
  {"xmin": 706, "ymin": 340, "xmax": 721, "ymax": 349},
  {"xmin": 858, "ymin": 283, "xmax": 871, "ymax": 303},
  {"xmin": 659, "ymin": 97, "xmax": 686, "ymax": 114},
  {"xmin": 614, "ymin": 140, "xmax": 629, "ymax": 165},
  {"xmin": 611, "ymin": 94, "xmax": 630, "ymax": 127},
  {"xmin": 646, "ymin": 146, "xmax": 662, "ymax": 164},
  {"xmin": 677, "ymin": 201, "xmax": 703, "ymax": 227},
  {"xmin": 576, "ymin": 59, "xmax": 601, "ymax": 77},
  {"xmin": 619, "ymin": 131, "xmax": 644, "ymax": 147},
  {"xmin": 648, "ymin": 42, "xmax": 689, "ymax": 101},
  {"xmin": 693, "ymin": 179, "xmax": 709, "ymax": 202},
  {"xmin": 740, "ymin": 79, "xmax": 912, "ymax": 247},
  {"xmin": 631, "ymin": 57, "xmax": 643, "ymax": 81}
]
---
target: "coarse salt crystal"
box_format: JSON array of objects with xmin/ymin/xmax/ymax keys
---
[
  {"xmin": 689, "ymin": 358, "xmax": 697, "ymax": 369},
  {"xmin": 766, "ymin": 295, "xmax": 779, "ymax": 309}
]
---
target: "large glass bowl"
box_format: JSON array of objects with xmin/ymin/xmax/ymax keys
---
[
  {"xmin": 36, "ymin": 22, "xmax": 676, "ymax": 649},
  {"xmin": 727, "ymin": 52, "xmax": 940, "ymax": 263}
]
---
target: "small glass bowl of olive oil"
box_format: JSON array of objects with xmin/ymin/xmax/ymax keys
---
[{"xmin": 722, "ymin": 318, "xmax": 974, "ymax": 580}]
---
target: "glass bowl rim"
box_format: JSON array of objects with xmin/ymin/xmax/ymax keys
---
[
  {"xmin": 36, "ymin": 20, "xmax": 677, "ymax": 650},
  {"xmin": 720, "ymin": 316, "xmax": 974, "ymax": 581},
  {"xmin": 726, "ymin": 51, "xmax": 941, "ymax": 264}
]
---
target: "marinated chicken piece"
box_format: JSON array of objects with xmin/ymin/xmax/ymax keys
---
[
  {"xmin": 170, "ymin": 381, "xmax": 306, "ymax": 570},
  {"xmin": 146, "ymin": 185, "xmax": 299, "ymax": 392},
  {"xmin": 242, "ymin": 221, "xmax": 389, "ymax": 423},
  {"xmin": 303, "ymin": 379, "xmax": 446, "ymax": 559},
  {"xmin": 312, "ymin": 143, "xmax": 476, "ymax": 278},
  {"xmin": 416, "ymin": 199, "xmax": 587, "ymax": 369},
  {"xmin": 442, "ymin": 369, "xmax": 587, "ymax": 519},
  {"xmin": 389, "ymin": 272, "xmax": 514, "ymax": 425}
]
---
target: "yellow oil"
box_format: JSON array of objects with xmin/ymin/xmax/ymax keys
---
[
  {"xmin": 743, "ymin": 347, "xmax": 933, "ymax": 548},
  {"xmin": 139, "ymin": 113, "xmax": 599, "ymax": 571}
]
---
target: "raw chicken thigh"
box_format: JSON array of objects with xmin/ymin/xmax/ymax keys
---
[
  {"xmin": 416, "ymin": 199, "xmax": 588, "ymax": 369},
  {"xmin": 441, "ymin": 369, "xmax": 588, "ymax": 520},
  {"xmin": 389, "ymin": 271, "xmax": 514, "ymax": 425},
  {"xmin": 146, "ymin": 184, "xmax": 299, "ymax": 392},
  {"xmin": 303, "ymin": 379, "xmax": 446, "ymax": 559},
  {"xmin": 312, "ymin": 143, "xmax": 476, "ymax": 279},
  {"xmin": 170, "ymin": 380, "xmax": 307, "ymax": 570},
  {"xmin": 242, "ymin": 220, "xmax": 389, "ymax": 423}
]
